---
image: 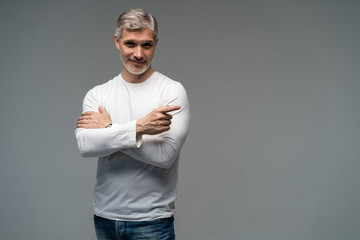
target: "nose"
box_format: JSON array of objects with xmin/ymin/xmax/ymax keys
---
[{"xmin": 133, "ymin": 46, "xmax": 143, "ymax": 59}]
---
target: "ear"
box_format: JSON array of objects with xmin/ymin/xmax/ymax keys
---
[
  {"xmin": 114, "ymin": 34, "xmax": 120, "ymax": 50},
  {"xmin": 153, "ymin": 38, "xmax": 159, "ymax": 49}
]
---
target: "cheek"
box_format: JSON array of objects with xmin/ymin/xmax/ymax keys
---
[
  {"xmin": 120, "ymin": 50, "xmax": 131, "ymax": 59},
  {"xmin": 145, "ymin": 50, "xmax": 155, "ymax": 59}
]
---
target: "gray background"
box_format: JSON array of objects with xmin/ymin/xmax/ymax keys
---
[{"xmin": 1, "ymin": 0, "xmax": 359, "ymax": 239}]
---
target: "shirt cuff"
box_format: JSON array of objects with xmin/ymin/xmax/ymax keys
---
[
  {"xmin": 134, "ymin": 120, "xmax": 142, "ymax": 148},
  {"xmin": 111, "ymin": 120, "xmax": 141, "ymax": 149}
]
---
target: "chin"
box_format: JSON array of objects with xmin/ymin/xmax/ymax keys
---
[{"xmin": 125, "ymin": 64, "xmax": 150, "ymax": 75}]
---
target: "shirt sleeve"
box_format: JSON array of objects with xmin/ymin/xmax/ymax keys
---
[
  {"xmin": 120, "ymin": 82, "xmax": 191, "ymax": 169},
  {"xmin": 75, "ymin": 88, "xmax": 140, "ymax": 158}
]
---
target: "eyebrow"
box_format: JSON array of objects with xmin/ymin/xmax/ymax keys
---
[{"xmin": 123, "ymin": 39, "xmax": 155, "ymax": 44}]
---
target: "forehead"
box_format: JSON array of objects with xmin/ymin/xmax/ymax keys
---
[{"xmin": 121, "ymin": 28, "xmax": 155, "ymax": 41}]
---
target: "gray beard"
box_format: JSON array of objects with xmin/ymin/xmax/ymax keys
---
[{"xmin": 121, "ymin": 58, "xmax": 150, "ymax": 75}]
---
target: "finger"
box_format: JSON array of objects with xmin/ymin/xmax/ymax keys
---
[
  {"xmin": 76, "ymin": 123, "xmax": 87, "ymax": 128},
  {"xmin": 77, "ymin": 124, "xmax": 94, "ymax": 129},
  {"xmin": 157, "ymin": 120, "xmax": 171, "ymax": 126},
  {"xmin": 160, "ymin": 126, "xmax": 171, "ymax": 132},
  {"xmin": 77, "ymin": 119, "xmax": 89, "ymax": 124},
  {"xmin": 153, "ymin": 126, "xmax": 171, "ymax": 134},
  {"xmin": 81, "ymin": 111, "xmax": 97, "ymax": 116},
  {"xmin": 161, "ymin": 113, "xmax": 173, "ymax": 119},
  {"xmin": 155, "ymin": 113, "xmax": 173, "ymax": 121},
  {"xmin": 98, "ymin": 106, "xmax": 107, "ymax": 114},
  {"xmin": 78, "ymin": 116, "xmax": 92, "ymax": 122},
  {"xmin": 158, "ymin": 105, "xmax": 181, "ymax": 113},
  {"xmin": 164, "ymin": 113, "xmax": 173, "ymax": 120},
  {"xmin": 78, "ymin": 116, "xmax": 98, "ymax": 124}
]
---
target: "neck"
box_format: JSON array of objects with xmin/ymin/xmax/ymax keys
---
[{"xmin": 121, "ymin": 66, "xmax": 155, "ymax": 84}]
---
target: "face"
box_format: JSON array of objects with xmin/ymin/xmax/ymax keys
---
[{"xmin": 115, "ymin": 28, "xmax": 157, "ymax": 75}]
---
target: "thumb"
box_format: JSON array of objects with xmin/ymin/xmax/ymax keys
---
[{"xmin": 98, "ymin": 106, "xmax": 105, "ymax": 114}]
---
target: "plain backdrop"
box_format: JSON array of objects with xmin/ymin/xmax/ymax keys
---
[{"xmin": 1, "ymin": 0, "xmax": 359, "ymax": 239}]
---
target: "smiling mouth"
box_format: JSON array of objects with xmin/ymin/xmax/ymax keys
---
[{"xmin": 130, "ymin": 59, "xmax": 146, "ymax": 64}]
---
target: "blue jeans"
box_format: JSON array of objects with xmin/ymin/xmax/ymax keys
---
[{"xmin": 93, "ymin": 215, "xmax": 175, "ymax": 240}]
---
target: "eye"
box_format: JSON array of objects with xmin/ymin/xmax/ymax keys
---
[
  {"xmin": 124, "ymin": 41, "xmax": 136, "ymax": 47},
  {"xmin": 142, "ymin": 43, "xmax": 153, "ymax": 49}
]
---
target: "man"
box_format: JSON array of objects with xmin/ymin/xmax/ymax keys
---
[{"xmin": 75, "ymin": 8, "xmax": 190, "ymax": 240}]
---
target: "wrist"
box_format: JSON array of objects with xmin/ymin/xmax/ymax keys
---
[{"xmin": 136, "ymin": 119, "xmax": 145, "ymax": 138}]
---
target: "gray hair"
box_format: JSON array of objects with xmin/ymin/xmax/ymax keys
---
[{"xmin": 115, "ymin": 8, "xmax": 158, "ymax": 40}]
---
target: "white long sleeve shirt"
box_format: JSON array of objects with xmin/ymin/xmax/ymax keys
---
[{"xmin": 75, "ymin": 71, "xmax": 190, "ymax": 221}]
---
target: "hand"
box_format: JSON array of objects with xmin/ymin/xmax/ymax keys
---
[
  {"xmin": 136, "ymin": 105, "xmax": 181, "ymax": 137},
  {"xmin": 76, "ymin": 106, "xmax": 112, "ymax": 129}
]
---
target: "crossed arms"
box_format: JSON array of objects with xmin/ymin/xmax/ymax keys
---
[
  {"xmin": 75, "ymin": 85, "xmax": 190, "ymax": 169},
  {"xmin": 77, "ymin": 105, "xmax": 180, "ymax": 140}
]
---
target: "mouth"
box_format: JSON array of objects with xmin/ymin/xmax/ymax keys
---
[{"xmin": 129, "ymin": 59, "xmax": 146, "ymax": 64}]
